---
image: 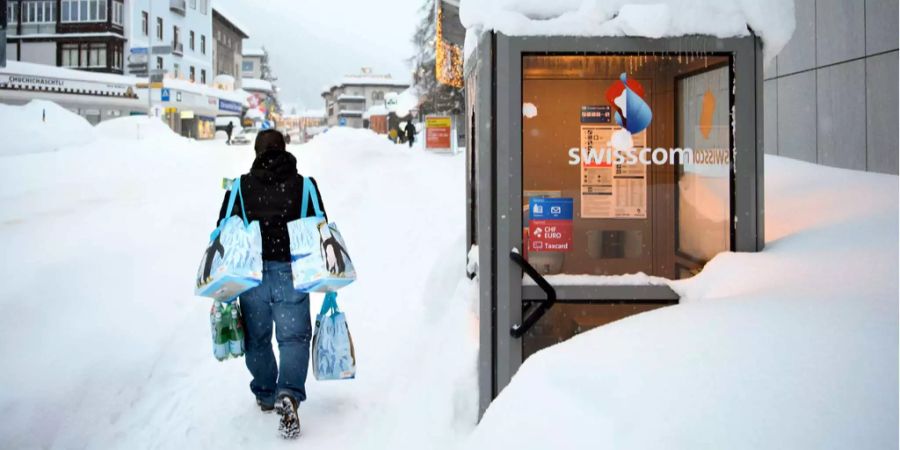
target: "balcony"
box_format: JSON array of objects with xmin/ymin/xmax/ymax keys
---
[
  {"xmin": 170, "ymin": 0, "xmax": 186, "ymax": 14},
  {"xmin": 172, "ymin": 42, "xmax": 184, "ymax": 56}
]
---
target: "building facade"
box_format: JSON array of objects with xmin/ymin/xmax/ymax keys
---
[
  {"xmin": 211, "ymin": 7, "xmax": 246, "ymax": 87},
  {"xmin": 764, "ymin": 0, "xmax": 899, "ymax": 174},
  {"xmin": 5, "ymin": 0, "xmax": 127, "ymax": 74},
  {"xmin": 321, "ymin": 69, "xmax": 409, "ymax": 128},
  {"xmin": 240, "ymin": 47, "xmax": 265, "ymax": 80},
  {"xmin": 123, "ymin": 0, "xmax": 212, "ymax": 84}
]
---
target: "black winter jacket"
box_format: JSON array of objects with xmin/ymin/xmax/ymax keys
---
[{"xmin": 218, "ymin": 150, "xmax": 326, "ymax": 262}]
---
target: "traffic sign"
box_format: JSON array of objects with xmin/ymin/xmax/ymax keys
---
[
  {"xmin": 161, "ymin": 88, "xmax": 171, "ymax": 101},
  {"xmin": 130, "ymin": 47, "xmax": 149, "ymax": 55}
]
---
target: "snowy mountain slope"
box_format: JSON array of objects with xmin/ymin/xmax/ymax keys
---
[{"xmin": 468, "ymin": 157, "xmax": 899, "ymax": 449}]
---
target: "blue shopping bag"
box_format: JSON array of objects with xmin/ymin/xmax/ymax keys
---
[
  {"xmin": 312, "ymin": 292, "xmax": 356, "ymax": 381},
  {"xmin": 195, "ymin": 178, "xmax": 263, "ymax": 302},
  {"xmin": 288, "ymin": 178, "xmax": 357, "ymax": 292}
]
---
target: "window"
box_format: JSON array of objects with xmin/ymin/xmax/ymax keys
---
[
  {"xmin": 6, "ymin": 2, "xmax": 18, "ymax": 25},
  {"xmin": 88, "ymin": 43, "xmax": 107, "ymax": 68},
  {"xmin": 22, "ymin": 1, "xmax": 54, "ymax": 23},
  {"xmin": 141, "ymin": 11, "xmax": 148, "ymax": 35},
  {"xmin": 173, "ymin": 26, "xmax": 180, "ymax": 46},
  {"xmin": 156, "ymin": 17, "xmax": 163, "ymax": 40},
  {"xmin": 174, "ymin": 63, "xmax": 180, "ymax": 78},
  {"xmin": 156, "ymin": 57, "xmax": 163, "ymax": 70},
  {"xmin": 200, "ymin": 35, "xmax": 206, "ymax": 55},
  {"xmin": 61, "ymin": 0, "xmax": 106, "ymax": 23},
  {"xmin": 198, "ymin": 0, "xmax": 208, "ymax": 14},
  {"xmin": 98, "ymin": 0, "xmax": 107, "ymax": 22},
  {"xmin": 372, "ymin": 91, "xmax": 384, "ymax": 101},
  {"xmin": 112, "ymin": 47, "xmax": 122, "ymax": 69},
  {"xmin": 190, "ymin": 66, "xmax": 195, "ymax": 82},
  {"xmin": 189, "ymin": 31, "xmax": 195, "ymax": 51},
  {"xmin": 242, "ymin": 61, "xmax": 253, "ymax": 72},
  {"xmin": 200, "ymin": 69, "xmax": 206, "ymax": 84},
  {"xmin": 112, "ymin": 1, "xmax": 123, "ymax": 26},
  {"xmin": 190, "ymin": 0, "xmax": 197, "ymax": 9},
  {"xmin": 62, "ymin": 44, "xmax": 79, "ymax": 67}
]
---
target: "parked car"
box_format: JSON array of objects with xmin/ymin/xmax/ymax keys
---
[{"xmin": 231, "ymin": 127, "xmax": 259, "ymax": 145}]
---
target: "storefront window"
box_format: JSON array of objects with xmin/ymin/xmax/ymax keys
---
[{"xmin": 522, "ymin": 54, "xmax": 732, "ymax": 280}]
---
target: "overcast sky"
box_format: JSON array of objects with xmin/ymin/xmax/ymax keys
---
[{"xmin": 215, "ymin": 0, "xmax": 423, "ymax": 112}]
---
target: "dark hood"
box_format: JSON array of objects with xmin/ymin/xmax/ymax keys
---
[{"xmin": 250, "ymin": 150, "xmax": 298, "ymax": 184}]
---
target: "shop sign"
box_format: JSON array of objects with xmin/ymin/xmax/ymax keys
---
[
  {"xmin": 0, "ymin": 73, "xmax": 137, "ymax": 98},
  {"xmin": 425, "ymin": 115, "xmax": 453, "ymax": 152},
  {"xmin": 528, "ymin": 197, "xmax": 573, "ymax": 252},
  {"xmin": 218, "ymin": 98, "xmax": 242, "ymax": 114}
]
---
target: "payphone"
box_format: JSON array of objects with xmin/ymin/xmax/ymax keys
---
[{"xmin": 465, "ymin": 33, "xmax": 764, "ymax": 417}]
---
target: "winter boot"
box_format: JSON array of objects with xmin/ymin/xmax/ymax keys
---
[
  {"xmin": 257, "ymin": 398, "xmax": 274, "ymax": 413},
  {"xmin": 275, "ymin": 395, "xmax": 300, "ymax": 439}
]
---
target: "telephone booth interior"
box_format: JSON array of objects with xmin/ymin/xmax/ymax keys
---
[{"xmin": 465, "ymin": 34, "xmax": 764, "ymax": 417}]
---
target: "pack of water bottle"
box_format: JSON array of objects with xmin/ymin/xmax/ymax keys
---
[{"xmin": 210, "ymin": 300, "xmax": 246, "ymax": 361}]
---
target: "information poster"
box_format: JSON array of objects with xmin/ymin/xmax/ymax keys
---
[
  {"xmin": 425, "ymin": 116, "xmax": 453, "ymax": 152},
  {"xmin": 528, "ymin": 197, "xmax": 573, "ymax": 252},
  {"xmin": 579, "ymin": 125, "xmax": 647, "ymax": 219}
]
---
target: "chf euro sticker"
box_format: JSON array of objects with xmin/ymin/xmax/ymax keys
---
[{"xmin": 528, "ymin": 197, "xmax": 574, "ymax": 252}]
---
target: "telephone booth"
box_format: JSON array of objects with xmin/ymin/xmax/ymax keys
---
[{"xmin": 464, "ymin": 33, "xmax": 765, "ymax": 416}]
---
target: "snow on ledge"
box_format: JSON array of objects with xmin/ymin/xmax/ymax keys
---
[{"xmin": 459, "ymin": 0, "xmax": 796, "ymax": 64}]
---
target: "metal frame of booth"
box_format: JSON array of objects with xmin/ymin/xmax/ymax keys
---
[{"xmin": 465, "ymin": 32, "xmax": 765, "ymax": 417}]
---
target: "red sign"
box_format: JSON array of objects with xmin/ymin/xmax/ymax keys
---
[
  {"xmin": 528, "ymin": 219, "xmax": 573, "ymax": 252},
  {"xmin": 425, "ymin": 116, "xmax": 452, "ymax": 150}
]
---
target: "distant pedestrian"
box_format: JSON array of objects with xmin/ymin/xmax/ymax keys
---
[
  {"xmin": 404, "ymin": 121, "xmax": 416, "ymax": 148},
  {"xmin": 225, "ymin": 122, "xmax": 234, "ymax": 145}
]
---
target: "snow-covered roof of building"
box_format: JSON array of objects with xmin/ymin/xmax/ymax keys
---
[
  {"xmin": 459, "ymin": 0, "xmax": 795, "ymax": 63},
  {"xmin": 212, "ymin": 7, "xmax": 250, "ymax": 39},
  {"xmin": 0, "ymin": 60, "xmax": 141, "ymax": 86},
  {"xmin": 161, "ymin": 78, "xmax": 247, "ymax": 104},
  {"xmin": 241, "ymin": 78, "xmax": 274, "ymax": 93},
  {"xmin": 337, "ymin": 94, "xmax": 366, "ymax": 102},
  {"xmin": 363, "ymin": 104, "xmax": 389, "ymax": 119},
  {"xmin": 322, "ymin": 75, "xmax": 410, "ymax": 95},
  {"xmin": 242, "ymin": 48, "xmax": 266, "ymax": 57}
]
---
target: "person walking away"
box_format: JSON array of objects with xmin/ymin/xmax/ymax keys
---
[
  {"xmin": 404, "ymin": 120, "xmax": 416, "ymax": 148},
  {"xmin": 225, "ymin": 121, "xmax": 234, "ymax": 145},
  {"xmin": 217, "ymin": 129, "xmax": 326, "ymax": 439}
]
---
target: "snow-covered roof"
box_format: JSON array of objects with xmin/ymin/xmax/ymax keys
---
[
  {"xmin": 212, "ymin": 7, "xmax": 250, "ymax": 39},
  {"xmin": 363, "ymin": 104, "xmax": 389, "ymax": 119},
  {"xmin": 0, "ymin": 60, "xmax": 141, "ymax": 86},
  {"xmin": 241, "ymin": 78, "xmax": 274, "ymax": 93},
  {"xmin": 242, "ymin": 48, "xmax": 266, "ymax": 57},
  {"xmin": 322, "ymin": 76, "xmax": 410, "ymax": 95},
  {"xmin": 386, "ymin": 87, "xmax": 420, "ymax": 116},
  {"xmin": 337, "ymin": 94, "xmax": 366, "ymax": 102},
  {"xmin": 162, "ymin": 77, "xmax": 246, "ymax": 104},
  {"xmin": 459, "ymin": 0, "xmax": 795, "ymax": 63},
  {"xmin": 213, "ymin": 74, "xmax": 236, "ymax": 84}
]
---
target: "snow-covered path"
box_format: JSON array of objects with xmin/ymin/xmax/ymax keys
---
[{"xmin": 0, "ymin": 123, "xmax": 477, "ymax": 449}]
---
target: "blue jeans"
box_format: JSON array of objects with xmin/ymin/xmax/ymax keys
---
[{"xmin": 239, "ymin": 261, "xmax": 311, "ymax": 406}]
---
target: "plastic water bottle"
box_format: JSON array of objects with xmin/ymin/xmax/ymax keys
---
[
  {"xmin": 229, "ymin": 303, "xmax": 245, "ymax": 357},
  {"xmin": 212, "ymin": 302, "xmax": 230, "ymax": 361}
]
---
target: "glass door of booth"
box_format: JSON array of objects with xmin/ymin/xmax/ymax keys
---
[{"xmin": 519, "ymin": 54, "xmax": 733, "ymax": 358}]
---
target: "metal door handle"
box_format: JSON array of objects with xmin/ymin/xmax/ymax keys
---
[{"xmin": 509, "ymin": 251, "xmax": 557, "ymax": 338}]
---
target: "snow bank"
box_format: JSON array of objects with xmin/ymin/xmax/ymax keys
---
[
  {"xmin": 459, "ymin": 0, "xmax": 796, "ymax": 63},
  {"xmin": 0, "ymin": 100, "xmax": 97, "ymax": 156},
  {"xmin": 468, "ymin": 156, "xmax": 898, "ymax": 449},
  {"xmin": 94, "ymin": 115, "xmax": 187, "ymax": 143}
]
